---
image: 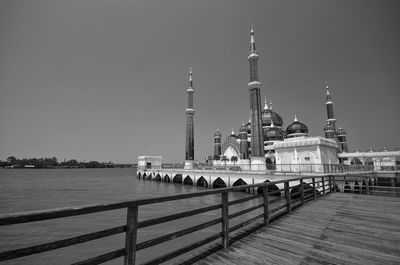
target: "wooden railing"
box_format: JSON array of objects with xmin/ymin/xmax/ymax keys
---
[{"xmin": 1, "ymin": 173, "xmax": 398, "ymax": 264}]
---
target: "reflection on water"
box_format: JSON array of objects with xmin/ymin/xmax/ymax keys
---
[{"xmin": 0, "ymin": 168, "xmax": 263, "ymax": 264}]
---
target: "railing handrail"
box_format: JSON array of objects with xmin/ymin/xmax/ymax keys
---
[
  {"xmin": 1, "ymin": 173, "xmax": 398, "ymax": 264},
  {"xmin": 0, "ymin": 175, "xmax": 316, "ymax": 226}
]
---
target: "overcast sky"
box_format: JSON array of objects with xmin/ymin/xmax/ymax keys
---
[{"xmin": 0, "ymin": 0, "xmax": 399, "ymax": 163}]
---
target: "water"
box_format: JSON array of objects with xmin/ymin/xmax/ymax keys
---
[{"xmin": 0, "ymin": 168, "xmax": 261, "ymax": 264}]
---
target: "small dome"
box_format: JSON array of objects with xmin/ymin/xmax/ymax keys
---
[
  {"xmin": 214, "ymin": 129, "xmax": 221, "ymax": 137},
  {"xmin": 240, "ymin": 124, "xmax": 247, "ymax": 133},
  {"xmin": 337, "ymin": 128, "xmax": 347, "ymax": 136},
  {"xmin": 286, "ymin": 116, "xmax": 308, "ymax": 138},
  {"xmin": 324, "ymin": 122, "xmax": 335, "ymax": 132}
]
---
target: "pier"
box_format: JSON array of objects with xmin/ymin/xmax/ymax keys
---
[
  {"xmin": 195, "ymin": 193, "xmax": 400, "ymax": 265},
  {"xmin": 0, "ymin": 173, "xmax": 399, "ymax": 264}
]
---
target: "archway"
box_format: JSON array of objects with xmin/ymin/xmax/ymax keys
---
[
  {"xmin": 266, "ymin": 158, "xmax": 275, "ymax": 170},
  {"xmin": 290, "ymin": 182, "xmax": 320, "ymax": 199},
  {"xmin": 351, "ymin": 158, "xmax": 362, "ymax": 165},
  {"xmin": 148, "ymin": 173, "xmax": 153, "ymax": 180},
  {"xmin": 173, "ymin": 174, "xmax": 182, "ymax": 183},
  {"xmin": 232, "ymin": 178, "xmax": 248, "ymax": 192},
  {"xmin": 361, "ymin": 179, "xmax": 367, "ymax": 193},
  {"xmin": 143, "ymin": 173, "xmax": 147, "ymax": 179},
  {"xmin": 197, "ymin": 176, "xmax": 208, "ymax": 188},
  {"xmin": 155, "ymin": 174, "xmax": 161, "ymax": 182},
  {"xmin": 257, "ymin": 180, "xmax": 281, "ymax": 196},
  {"xmin": 183, "ymin": 176, "xmax": 193, "ymax": 185},
  {"xmin": 344, "ymin": 180, "xmax": 351, "ymax": 193},
  {"xmin": 137, "ymin": 172, "xmax": 141, "ymax": 179},
  {"xmin": 212, "ymin": 177, "xmax": 227, "ymax": 189},
  {"xmin": 164, "ymin": 175, "xmax": 170, "ymax": 183},
  {"xmin": 354, "ymin": 180, "xmax": 360, "ymax": 193}
]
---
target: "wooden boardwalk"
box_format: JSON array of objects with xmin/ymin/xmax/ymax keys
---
[{"xmin": 194, "ymin": 193, "xmax": 400, "ymax": 265}]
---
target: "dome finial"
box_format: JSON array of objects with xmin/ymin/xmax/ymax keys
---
[
  {"xmin": 264, "ymin": 97, "xmax": 269, "ymax": 110},
  {"xmin": 326, "ymin": 84, "xmax": 332, "ymax": 102},
  {"xmin": 189, "ymin": 66, "xmax": 193, "ymax": 87},
  {"xmin": 231, "ymin": 128, "xmax": 235, "ymax": 135},
  {"xmin": 269, "ymin": 100, "xmax": 273, "ymax": 110},
  {"xmin": 250, "ymin": 24, "xmax": 256, "ymax": 52},
  {"xmin": 294, "ymin": 114, "xmax": 298, "ymax": 122}
]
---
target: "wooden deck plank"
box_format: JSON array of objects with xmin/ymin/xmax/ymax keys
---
[{"xmin": 192, "ymin": 193, "xmax": 400, "ymax": 265}]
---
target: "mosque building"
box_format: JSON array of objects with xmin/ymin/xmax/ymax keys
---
[{"xmin": 211, "ymin": 27, "xmax": 344, "ymax": 172}]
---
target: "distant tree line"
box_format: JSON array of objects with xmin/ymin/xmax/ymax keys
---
[{"xmin": 0, "ymin": 156, "xmax": 117, "ymax": 168}]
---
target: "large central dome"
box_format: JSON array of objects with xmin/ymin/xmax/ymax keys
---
[{"xmin": 262, "ymin": 99, "xmax": 283, "ymax": 128}]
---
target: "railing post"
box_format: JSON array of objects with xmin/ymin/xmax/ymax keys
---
[
  {"xmin": 262, "ymin": 184, "xmax": 270, "ymax": 225},
  {"xmin": 312, "ymin": 177, "xmax": 316, "ymax": 199},
  {"xmin": 332, "ymin": 175, "xmax": 336, "ymax": 193},
  {"xmin": 300, "ymin": 179, "xmax": 304, "ymax": 205},
  {"xmin": 322, "ymin": 177, "xmax": 325, "ymax": 195},
  {"xmin": 125, "ymin": 205, "xmax": 138, "ymax": 265},
  {"xmin": 284, "ymin": 181, "xmax": 291, "ymax": 213},
  {"xmin": 221, "ymin": 191, "xmax": 229, "ymax": 248},
  {"xmin": 328, "ymin": 175, "xmax": 332, "ymax": 193},
  {"xmin": 366, "ymin": 177, "xmax": 370, "ymax": 194}
]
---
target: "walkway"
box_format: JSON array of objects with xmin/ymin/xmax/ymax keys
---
[{"xmin": 194, "ymin": 193, "xmax": 400, "ymax": 265}]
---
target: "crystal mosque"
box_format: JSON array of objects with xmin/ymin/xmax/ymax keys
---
[
  {"xmin": 207, "ymin": 26, "xmax": 348, "ymax": 172},
  {"xmin": 139, "ymin": 26, "xmax": 400, "ymax": 173}
]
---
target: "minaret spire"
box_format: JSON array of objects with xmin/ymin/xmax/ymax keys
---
[
  {"xmin": 250, "ymin": 24, "xmax": 256, "ymax": 52},
  {"xmin": 326, "ymin": 85, "xmax": 332, "ymax": 102},
  {"xmin": 247, "ymin": 25, "xmax": 265, "ymax": 169},
  {"xmin": 185, "ymin": 66, "xmax": 195, "ymax": 169}
]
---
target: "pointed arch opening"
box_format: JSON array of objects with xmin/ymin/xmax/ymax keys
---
[
  {"xmin": 143, "ymin": 173, "xmax": 147, "ymax": 179},
  {"xmin": 361, "ymin": 179, "xmax": 367, "ymax": 193},
  {"xmin": 173, "ymin": 174, "xmax": 182, "ymax": 183},
  {"xmin": 184, "ymin": 176, "xmax": 193, "ymax": 185},
  {"xmin": 257, "ymin": 180, "xmax": 281, "ymax": 196},
  {"xmin": 164, "ymin": 174, "xmax": 170, "ymax": 183},
  {"xmin": 290, "ymin": 182, "xmax": 320, "ymax": 199},
  {"xmin": 137, "ymin": 172, "xmax": 141, "ymax": 179},
  {"xmin": 212, "ymin": 177, "xmax": 227, "ymax": 189},
  {"xmin": 148, "ymin": 173, "xmax": 153, "ymax": 180},
  {"xmin": 197, "ymin": 176, "xmax": 208, "ymax": 188},
  {"xmin": 155, "ymin": 174, "xmax": 162, "ymax": 182},
  {"xmin": 354, "ymin": 180, "xmax": 360, "ymax": 193},
  {"xmin": 344, "ymin": 180, "xmax": 351, "ymax": 193},
  {"xmin": 232, "ymin": 178, "xmax": 248, "ymax": 192}
]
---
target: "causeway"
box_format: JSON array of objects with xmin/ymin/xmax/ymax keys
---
[{"xmin": 195, "ymin": 193, "xmax": 400, "ymax": 265}]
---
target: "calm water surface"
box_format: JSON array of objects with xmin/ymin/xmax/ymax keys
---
[{"xmin": 0, "ymin": 168, "xmax": 261, "ymax": 264}]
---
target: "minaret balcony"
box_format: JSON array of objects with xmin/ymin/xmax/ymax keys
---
[
  {"xmin": 185, "ymin": 108, "xmax": 195, "ymax": 114},
  {"xmin": 247, "ymin": 52, "xmax": 259, "ymax": 60},
  {"xmin": 248, "ymin": 81, "xmax": 262, "ymax": 90}
]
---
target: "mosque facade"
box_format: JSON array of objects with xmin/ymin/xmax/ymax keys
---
[{"xmin": 211, "ymin": 27, "xmax": 344, "ymax": 172}]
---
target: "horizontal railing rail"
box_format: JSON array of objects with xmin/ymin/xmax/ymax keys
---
[
  {"xmin": 0, "ymin": 173, "xmax": 398, "ymax": 264},
  {"xmin": 156, "ymin": 163, "xmax": 400, "ymax": 173}
]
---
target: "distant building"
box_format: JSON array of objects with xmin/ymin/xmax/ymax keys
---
[{"xmin": 138, "ymin": 156, "xmax": 162, "ymax": 170}]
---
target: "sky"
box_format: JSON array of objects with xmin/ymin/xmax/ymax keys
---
[{"xmin": 0, "ymin": 0, "xmax": 399, "ymax": 163}]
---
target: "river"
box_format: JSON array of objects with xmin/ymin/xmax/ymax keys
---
[{"xmin": 0, "ymin": 168, "xmax": 261, "ymax": 264}]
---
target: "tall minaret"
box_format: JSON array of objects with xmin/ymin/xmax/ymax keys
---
[
  {"xmin": 247, "ymin": 25, "xmax": 265, "ymax": 170},
  {"xmin": 213, "ymin": 129, "xmax": 222, "ymax": 158},
  {"xmin": 324, "ymin": 85, "xmax": 336, "ymax": 136},
  {"xmin": 184, "ymin": 67, "xmax": 195, "ymax": 169}
]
